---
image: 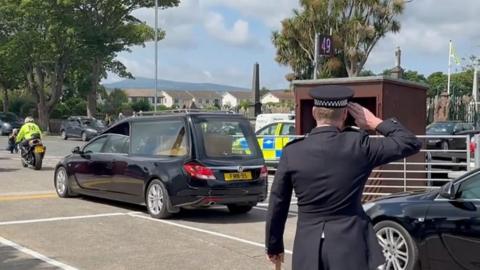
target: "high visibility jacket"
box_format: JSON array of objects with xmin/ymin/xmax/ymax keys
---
[{"xmin": 16, "ymin": 122, "xmax": 42, "ymax": 143}]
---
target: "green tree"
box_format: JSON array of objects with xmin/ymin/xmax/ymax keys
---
[
  {"xmin": 101, "ymin": 89, "xmax": 129, "ymax": 115},
  {"xmin": 426, "ymin": 72, "xmax": 447, "ymax": 97},
  {"xmin": 402, "ymin": 70, "xmax": 428, "ymax": 84},
  {"xmin": 71, "ymin": 0, "xmax": 179, "ymax": 117},
  {"xmin": 358, "ymin": 70, "xmax": 376, "ymax": 76},
  {"xmin": 0, "ymin": 0, "xmax": 80, "ymax": 130},
  {"xmin": 0, "ymin": 38, "xmax": 23, "ymax": 112},
  {"xmin": 130, "ymin": 99, "xmax": 152, "ymax": 112},
  {"xmin": 8, "ymin": 91, "xmax": 35, "ymax": 117},
  {"xmin": 260, "ymin": 87, "xmax": 270, "ymax": 97},
  {"xmin": 272, "ymin": 2, "xmax": 347, "ymax": 80},
  {"xmin": 332, "ymin": 0, "xmax": 404, "ymax": 76},
  {"xmin": 239, "ymin": 100, "xmax": 252, "ymax": 111},
  {"xmin": 273, "ymin": 0, "xmax": 405, "ymax": 79}
]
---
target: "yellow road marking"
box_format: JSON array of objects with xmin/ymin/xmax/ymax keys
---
[{"xmin": 0, "ymin": 193, "xmax": 57, "ymax": 202}]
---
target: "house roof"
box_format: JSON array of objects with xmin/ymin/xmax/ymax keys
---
[
  {"xmin": 122, "ymin": 89, "xmax": 155, "ymax": 97},
  {"xmin": 268, "ymin": 90, "xmax": 294, "ymax": 100},
  {"xmin": 162, "ymin": 90, "xmax": 194, "ymax": 100},
  {"xmin": 188, "ymin": 91, "xmax": 223, "ymax": 100},
  {"xmin": 225, "ymin": 91, "xmax": 252, "ymax": 100}
]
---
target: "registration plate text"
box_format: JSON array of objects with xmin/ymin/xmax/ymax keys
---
[{"xmin": 224, "ymin": 172, "xmax": 252, "ymax": 181}]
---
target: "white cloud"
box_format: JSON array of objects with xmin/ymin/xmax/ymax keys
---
[
  {"xmin": 131, "ymin": 0, "xmax": 205, "ymax": 49},
  {"xmin": 204, "ymin": 12, "xmax": 252, "ymax": 46},
  {"xmin": 203, "ymin": 0, "xmax": 299, "ymax": 29},
  {"xmin": 365, "ymin": 0, "xmax": 480, "ymax": 74},
  {"xmin": 202, "ymin": 70, "xmax": 213, "ymax": 80}
]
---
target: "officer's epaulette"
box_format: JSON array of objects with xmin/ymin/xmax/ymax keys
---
[{"xmin": 284, "ymin": 136, "xmax": 305, "ymax": 148}]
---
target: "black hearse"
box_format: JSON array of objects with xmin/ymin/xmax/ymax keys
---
[{"xmin": 54, "ymin": 112, "xmax": 268, "ymax": 218}]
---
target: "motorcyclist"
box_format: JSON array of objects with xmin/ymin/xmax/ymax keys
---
[{"xmin": 16, "ymin": 117, "xmax": 42, "ymax": 155}]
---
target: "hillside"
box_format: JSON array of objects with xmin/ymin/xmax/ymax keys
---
[{"xmin": 103, "ymin": 77, "xmax": 249, "ymax": 92}]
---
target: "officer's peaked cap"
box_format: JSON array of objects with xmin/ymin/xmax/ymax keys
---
[{"xmin": 309, "ymin": 85, "xmax": 354, "ymax": 108}]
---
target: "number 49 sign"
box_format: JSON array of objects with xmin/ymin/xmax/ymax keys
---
[{"xmin": 318, "ymin": 35, "xmax": 334, "ymax": 56}]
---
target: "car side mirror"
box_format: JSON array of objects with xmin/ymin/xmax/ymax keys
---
[
  {"xmin": 439, "ymin": 182, "xmax": 457, "ymax": 200},
  {"xmin": 72, "ymin": 146, "xmax": 82, "ymax": 154}
]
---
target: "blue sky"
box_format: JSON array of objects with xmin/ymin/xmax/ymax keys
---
[{"xmin": 104, "ymin": 0, "xmax": 480, "ymax": 89}]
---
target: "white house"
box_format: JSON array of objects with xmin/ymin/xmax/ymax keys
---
[
  {"xmin": 159, "ymin": 90, "xmax": 195, "ymax": 108},
  {"xmin": 123, "ymin": 89, "xmax": 157, "ymax": 104},
  {"xmin": 261, "ymin": 90, "xmax": 294, "ymax": 104},
  {"xmin": 123, "ymin": 89, "xmax": 194, "ymax": 108},
  {"xmin": 189, "ymin": 91, "xmax": 223, "ymax": 108},
  {"xmin": 222, "ymin": 91, "xmax": 252, "ymax": 108}
]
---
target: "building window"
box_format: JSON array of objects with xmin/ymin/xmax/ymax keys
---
[
  {"xmin": 198, "ymin": 98, "xmax": 202, "ymax": 104},
  {"xmin": 174, "ymin": 98, "xmax": 179, "ymax": 104},
  {"xmin": 206, "ymin": 99, "xmax": 210, "ymax": 104}
]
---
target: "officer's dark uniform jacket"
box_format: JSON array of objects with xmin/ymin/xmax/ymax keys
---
[{"xmin": 265, "ymin": 119, "xmax": 422, "ymax": 270}]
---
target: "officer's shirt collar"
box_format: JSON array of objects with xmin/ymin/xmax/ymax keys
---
[{"xmin": 310, "ymin": 125, "xmax": 340, "ymax": 135}]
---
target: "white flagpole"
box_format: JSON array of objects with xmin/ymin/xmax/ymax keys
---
[{"xmin": 447, "ymin": 40, "xmax": 452, "ymax": 95}]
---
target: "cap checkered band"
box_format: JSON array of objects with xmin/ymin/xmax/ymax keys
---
[{"xmin": 314, "ymin": 99, "xmax": 348, "ymax": 108}]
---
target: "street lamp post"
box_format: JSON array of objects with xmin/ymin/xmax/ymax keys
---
[{"xmin": 154, "ymin": 0, "xmax": 158, "ymax": 113}]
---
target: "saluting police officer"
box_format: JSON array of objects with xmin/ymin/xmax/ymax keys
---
[{"xmin": 265, "ymin": 85, "xmax": 422, "ymax": 270}]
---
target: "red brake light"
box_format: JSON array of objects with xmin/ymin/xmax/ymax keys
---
[
  {"xmin": 260, "ymin": 165, "xmax": 268, "ymax": 179},
  {"xmin": 470, "ymin": 141, "xmax": 476, "ymax": 154},
  {"xmin": 183, "ymin": 163, "xmax": 216, "ymax": 180}
]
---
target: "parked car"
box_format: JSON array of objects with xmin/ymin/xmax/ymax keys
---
[
  {"xmin": 0, "ymin": 112, "xmax": 23, "ymax": 135},
  {"xmin": 54, "ymin": 112, "xmax": 268, "ymax": 219},
  {"xmin": 426, "ymin": 121, "xmax": 477, "ymax": 150},
  {"xmin": 60, "ymin": 116, "xmax": 105, "ymax": 141},
  {"xmin": 364, "ymin": 169, "xmax": 480, "ymax": 270},
  {"xmin": 255, "ymin": 113, "xmax": 294, "ymax": 132},
  {"xmin": 233, "ymin": 120, "xmax": 297, "ymax": 163},
  {"xmin": 255, "ymin": 120, "xmax": 296, "ymax": 162}
]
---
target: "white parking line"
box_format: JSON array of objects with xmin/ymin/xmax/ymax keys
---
[
  {"xmin": 0, "ymin": 211, "xmax": 294, "ymax": 257},
  {"xmin": 0, "ymin": 236, "xmax": 78, "ymax": 270},
  {"xmin": 128, "ymin": 213, "xmax": 293, "ymax": 255},
  {"xmin": 0, "ymin": 212, "xmax": 125, "ymax": 226}
]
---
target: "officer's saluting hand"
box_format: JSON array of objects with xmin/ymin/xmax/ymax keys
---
[
  {"xmin": 265, "ymin": 86, "xmax": 421, "ymax": 270},
  {"xmin": 347, "ymin": 102, "xmax": 383, "ymax": 130}
]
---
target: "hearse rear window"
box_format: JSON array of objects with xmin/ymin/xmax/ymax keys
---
[
  {"xmin": 131, "ymin": 120, "xmax": 188, "ymax": 157},
  {"xmin": 194, "ymin": 117, "xmax": 260, "ymax": 158}
]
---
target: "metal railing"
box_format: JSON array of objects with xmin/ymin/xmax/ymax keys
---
[{"xmin": 259, "ymin": 134, "xmax": 479, "ymax": 199}]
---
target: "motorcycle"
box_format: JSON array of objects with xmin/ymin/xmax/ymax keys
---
[{"xmin": 20, "ymin": 137, "xmax": 46, "ymax": 170}]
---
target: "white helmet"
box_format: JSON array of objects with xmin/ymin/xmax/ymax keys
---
[{"xmin": 24, "ymin": 116, "xmax": 34, "ymax": 123}]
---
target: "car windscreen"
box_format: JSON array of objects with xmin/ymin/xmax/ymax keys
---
[
  {"xmin": 131, "ymin": 120, "xmax": 188, "ymax": 157},
  {"xmin": 193, "ymin": 117, "xmax": 261, "ymax": 159},
  {"xmin": 82, "ymin": 119, "xmax": 104, "ymax": 129},
  {"xmin": 427, "ymin": 122, "xmax": 455, "ymax": 134}
]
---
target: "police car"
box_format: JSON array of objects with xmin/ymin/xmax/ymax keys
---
[{"xmin": 234, "ymin": 120, "xmax": 297, "ymax": 164}]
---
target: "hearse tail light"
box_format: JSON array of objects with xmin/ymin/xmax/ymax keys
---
[
  {"xmin": 183, "ymin": 163, "xmax": 216, "ymax": 180},
  {"xmin": 260, "ymin": 165, "xmax": 268, "ymax": 179}
]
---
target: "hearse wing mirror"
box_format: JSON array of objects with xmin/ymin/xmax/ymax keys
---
[
  {"xmin": 72, "ymin": 146, "xmax": 82, "ymax": 154},
  {"xmin": 439, "ymin": 181, "xmax": 456, "ymax": 200}
]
